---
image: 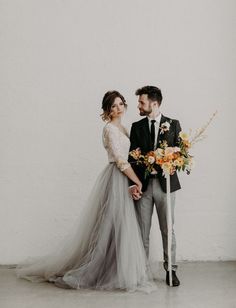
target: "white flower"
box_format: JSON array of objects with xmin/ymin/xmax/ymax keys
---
[
  {"xmin": 173, "ymin": 146, "xmax": 181, "ymax": 152},
  {"xmin": 160, "ymin": 121, "xmax": 171, "ymax": 134},
  {"xmin": 155, "ymin": 148, "xmax": 164, "ymax": 156},
  {"xmin": 165, "ymin": 147, "xmax": 175, "ymax": 155},
  {"xmin": 163, "ymin": 121, "xmax": 170, "ymax": 129},
  {"xmin": 148, "ymin": 156, "xmax": 155, "ymax": 164}
]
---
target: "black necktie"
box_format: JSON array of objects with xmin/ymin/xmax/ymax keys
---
[{"xmin": 150, "ymin": 120, "xmax": 156, "ymax": 150}]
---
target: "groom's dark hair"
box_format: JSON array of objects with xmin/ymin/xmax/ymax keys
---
[{"xmin": 135, "ymin": 86, "xmax": 163, "ymax": 105}]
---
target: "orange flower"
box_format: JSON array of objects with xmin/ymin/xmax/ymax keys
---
[
  {"xmin": 147, "ymin": 151, "xmax": 155, "ymax": 157},
  {"xmin": 173, "ymin": 152, "xmax": 180, "ymax": 160},
  {"xmin": 156, "ymin": 158, "xmax": 164, "ymax": 165},
  {"xmin": 145, "ymin": 151, "xmax": 155, "ymax": 164}
]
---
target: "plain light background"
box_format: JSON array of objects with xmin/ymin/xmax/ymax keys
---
[{"xmin": 0, "ymin": 0, "xmax": 235, "ymax": 264}]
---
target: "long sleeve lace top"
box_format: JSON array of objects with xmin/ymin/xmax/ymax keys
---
[{"xmin": 102, "ymin": 123, "xmax": 131, "ymax": 172}]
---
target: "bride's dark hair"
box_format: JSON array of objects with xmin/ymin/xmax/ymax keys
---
[{"xmin": 101, "ymin": 90, "xmax": 127, "ymax": 122}]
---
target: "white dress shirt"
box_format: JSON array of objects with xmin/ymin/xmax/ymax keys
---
[{"xmin": 147, "ymin": 113, "xmax": 162, "ymax": 149}]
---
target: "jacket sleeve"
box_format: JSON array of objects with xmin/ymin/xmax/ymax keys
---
[
  {"xmin": 128, "ymin": 123, "xmax": 141, "ymax": 186},
  {"xmin": 128, "ymin": 124, "xmax": 139, "ymax": 164},
  {"xmin": 174, "ymin": 120, "xmax": 182, "ymax": 146}
]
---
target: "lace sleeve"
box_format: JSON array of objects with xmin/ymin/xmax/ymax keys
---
[{"xmin": 103, "ymin": 125, "xmax": 131, "ymax": 172}]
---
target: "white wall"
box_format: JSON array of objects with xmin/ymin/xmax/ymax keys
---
[{"xmin": 0, "ymin": 0, "xmax": 235, "ymax": 264}]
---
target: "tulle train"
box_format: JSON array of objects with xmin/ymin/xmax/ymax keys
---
[{"xmin": 16, "ymin": 163, "xmax": 156, "ymax": 292}]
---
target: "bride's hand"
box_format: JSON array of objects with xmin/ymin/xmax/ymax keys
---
[
  {"xmin": 137, "ymin": 182, "xmax": 142, "ymax": 195},
  {"xmin": 129, "ymin": 183, "xmax": 142, "ymax": 200}
]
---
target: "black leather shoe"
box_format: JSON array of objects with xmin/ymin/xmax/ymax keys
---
[{"xmin": 166, "ymin": 271, "xmax": 180, "ymax": 287}]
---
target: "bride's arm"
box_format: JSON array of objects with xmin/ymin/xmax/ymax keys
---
[
  {"xmin": 104, "ymin": 125, "xmax": 142, "ymax": 192},
  {"xmin": 122, "ymin": 166, "xmax": 142, "ymax": 192}
]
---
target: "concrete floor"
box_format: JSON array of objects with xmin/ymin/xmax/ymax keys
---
[{"xmin": 0, "ymin": 262, "xmax": 236, "ymax": 308}]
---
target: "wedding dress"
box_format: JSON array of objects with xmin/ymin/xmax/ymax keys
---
[{"xmin": 16, "ymin": 123, "xmax": 156, "ymax": 292}]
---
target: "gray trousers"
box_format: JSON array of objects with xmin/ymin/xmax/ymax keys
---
[{"xmin": 135, "ymin": 178, "xmax": 178, "ymax": 271}]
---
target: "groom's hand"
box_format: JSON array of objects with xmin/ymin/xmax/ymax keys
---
[{"xmin": 129, "ymin": 185, "xmax": 142, "ymax": 200}]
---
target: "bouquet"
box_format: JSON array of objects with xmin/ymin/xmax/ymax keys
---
[{"xmin": 130, "ymin": 112, "xmax": 217, "ymax": 178}]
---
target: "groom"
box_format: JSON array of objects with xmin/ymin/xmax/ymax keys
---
[{"xmin": 128, "ymin": 86, "xmax": 181, "ymax": 287}]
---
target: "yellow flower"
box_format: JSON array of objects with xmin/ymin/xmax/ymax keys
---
[
  {"xmin": 179, "ymin": 131, "xmax": 189, "ymax": 141},
  {"xmin": 173, "ymin": 157, "xmax": 184, "ymax": 167},
  {"xmin": 183, "ymin": 140, "xmax": 191, "ymax": 148},
  {"xmin": 161, "ymin": 140, "xmax": 168, "ymax": 148},
  {"xmin": 130, "ymin": 148, "xmax": 141, "ymax": 160},
  {"xmin": 162, "ymin": 162, "xmax": 172, "ymax": 173}
]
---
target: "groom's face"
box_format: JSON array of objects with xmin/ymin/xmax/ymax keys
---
[{"xmin": 138, "ymin": 94, "xmax": 153, "ymax": 116}]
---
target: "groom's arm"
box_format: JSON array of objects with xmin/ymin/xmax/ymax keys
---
[
  {"xmin": 128, "ymin": 123, "xmax": 143, "ymax": 199},
  {"xmin": 174, "ymin": 120, "xmax": 182, "ymax": 146},
  {"xmin": 129, "ymin": 123, "xmax": 139, "ymax": 153},
  {"xmin": 128, "ymin": 123, "xmax": 139, "ymax": 186}
]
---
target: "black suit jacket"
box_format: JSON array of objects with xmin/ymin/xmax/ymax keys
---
[{"xmin": 128, "ymin": 115, "xmax": 182, "ymax": 193}]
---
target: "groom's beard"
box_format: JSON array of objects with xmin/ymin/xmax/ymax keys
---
[{"xmin": 139, "ymin": 108, "xmax": 152, "ymax": 116}]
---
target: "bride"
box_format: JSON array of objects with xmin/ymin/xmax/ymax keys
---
[{"xmin": 16, "ymin": 90, "xmax": 156, "ymax": 292}]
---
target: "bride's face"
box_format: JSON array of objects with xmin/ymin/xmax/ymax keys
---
[{"xmin": 110, "ymin": 97, "xmax": 125, "ymax": 119}]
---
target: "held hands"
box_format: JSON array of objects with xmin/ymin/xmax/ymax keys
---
[{"xmin": 129, "ymin": 184, "xmax": 142, "ymax": 200}]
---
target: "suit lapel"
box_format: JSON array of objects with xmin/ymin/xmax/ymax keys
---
[
  {"xmin": 156, "ymin": 114, "xmax": 168, "ymax": 149},
  {"xmin": 139, "ymin": 117, "xmax": 152, "ymax": 150}
]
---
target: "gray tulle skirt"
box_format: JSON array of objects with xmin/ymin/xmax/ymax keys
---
[{"xmin": 16, "ymin": 163, "xmax": 156, "ymax": 292}]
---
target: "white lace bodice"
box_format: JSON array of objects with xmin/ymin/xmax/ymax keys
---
[{"xmin": 102, "ymin": 123, "xmax": 131, "ymax": 172}]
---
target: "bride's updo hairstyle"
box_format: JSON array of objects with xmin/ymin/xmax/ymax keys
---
[{"xmin": 101, "ymin": 90, "xmax": 127, "ymax": 122}]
